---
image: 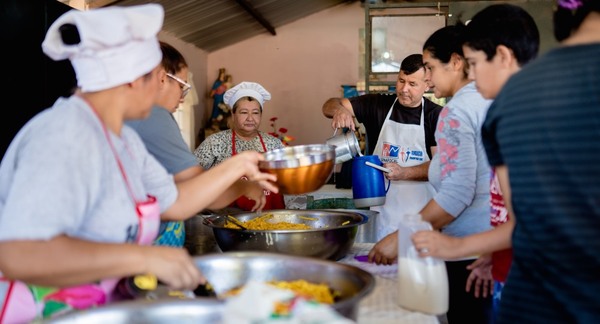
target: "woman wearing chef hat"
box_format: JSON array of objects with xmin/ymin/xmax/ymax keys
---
[
  {"xmin": 195, "ymin": 81, "xmax": 286, "ymax": 210},
  {"xmin": 0, "ymin": 5, "xmax": 277, "ymax": 322}
]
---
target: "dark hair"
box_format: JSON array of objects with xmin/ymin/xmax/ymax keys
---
[
  {"xmin": 400, "ymin": 54, "xmax": 425, "ymax": 75},
  {"xmin": 423, "ymin": 24, "xmax": 467, "ymax": 64},
  {"xmin": 464, "ymin": 4, "xmax": 540, "ymax": 67},
  {"xmin": 422, "ymin": 24, "xmax": 468, "ymax": 78},
  {"xmin": 159, "ymin": 41, "xmax": 188, "ymax": 74},
  {"xmin": 233, "ymin": 96, "xmax": 261, "ymax": 113},
  {"xmin": 554, "ymin": 0, "xmax": 600, "ymax": 41}
]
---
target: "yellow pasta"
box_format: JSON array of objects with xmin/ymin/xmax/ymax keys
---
[
  {"xmin": 222, "ymin": 279, "xmax": 337, "ymax": 304},
  {"xmin": 269, "ymin": 279, "xmax": 335, "ymax": 304},
  {"xmin": 224, "ymin": 214, "xmax": 311, "ymax": 230}
]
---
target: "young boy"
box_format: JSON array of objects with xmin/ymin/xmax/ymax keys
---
[
  {"xmin": 479, "ymin": 1, "xmax": 600, "ymax": 321},
  {"xmin": 410, "ymin": 3, "xmax": 540, "ymax": 320}
]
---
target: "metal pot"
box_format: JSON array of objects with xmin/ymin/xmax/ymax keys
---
[
  {"xmin": 193, "ymin": 252, "xmax": 376, "ymax": 321},
  {"xmin": 326, "ymin": 128, "xmax": 361, "ymax": 164},
  {"xmin": 202, "ymin": 209, "xmax": 368, "ymax": 260},
  {"xmin": 334, "ymin": 209, "xmax": 379, "ymax": 243}
]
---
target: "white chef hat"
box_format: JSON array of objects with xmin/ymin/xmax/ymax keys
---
[
  {"xmin": 42, "ymin": 4, "xmax": 164, "ymax": 92},
  {"xmin": 224, "ymin": 81, "xmax": 271, "ymax": 109}
]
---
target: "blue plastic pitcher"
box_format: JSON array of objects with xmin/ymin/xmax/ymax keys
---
[{"xmin": 352, "ymin": 155, "xmax": 391, "ymax": 208}]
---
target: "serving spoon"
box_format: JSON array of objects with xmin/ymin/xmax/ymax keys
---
[
  {"xmin": 226, "ymin": 215, "xmax": 248, "ymax": 230},
  {"xmin": 365, "ymin": 161, "xmax": 391, "ymax": 173}
]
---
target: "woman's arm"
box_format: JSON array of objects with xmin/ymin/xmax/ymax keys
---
[
  {"xmin": 162, "ymin": 151, "xmax": 276, "ymax": 220},
  {"xmin": 419, "ymin": 199, "xmax": 455, "ymax": 230},
  {"xmin": 412, "ymin": 164, "xmax": 515, "ymax": 259},
  {"xmin": 412, "ymin": 219, "xmax": 513, "ymax": 260},
  {"xmin": 170, "ymin": 165, "xmax": 266, "ymax": 211},
  {"xmin": 0, "ymin": 235, "xmax": 203, "ymax": 290}
]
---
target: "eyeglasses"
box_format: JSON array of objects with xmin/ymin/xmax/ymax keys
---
[{"xmin": 166, "ymin": 73, "xmax": 192, "ymax": 99}]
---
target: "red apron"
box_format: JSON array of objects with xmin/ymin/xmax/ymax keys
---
[{"xmin": 230, "ymin": 130, "xmax": 285, "ymax": 210}]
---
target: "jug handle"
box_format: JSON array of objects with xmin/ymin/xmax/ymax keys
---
[{"xmin": 385, "ymin": 179, "xmax": 391, "ymax": 193}]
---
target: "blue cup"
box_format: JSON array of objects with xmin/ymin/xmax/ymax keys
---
[{"xmin": 352, "ymin": 155, "xmax": 390, "ymax": 208}]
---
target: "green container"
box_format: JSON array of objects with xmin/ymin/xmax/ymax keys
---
[{"xmin": 306, "ymin": 197, "xmax": 358, "ymax": 210}]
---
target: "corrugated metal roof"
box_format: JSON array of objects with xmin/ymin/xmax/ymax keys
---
[
  {"xmin": 72, "ymin": 0, "xmax": 522, "ymax": 53},
  {"xmin": 92, "ymin": 0, "xmax": 358, "ymax": 52}
]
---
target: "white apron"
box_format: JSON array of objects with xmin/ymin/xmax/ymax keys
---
[{"xmin": 372, "ymin": 98, "xmax": 435, "ymax": 240}]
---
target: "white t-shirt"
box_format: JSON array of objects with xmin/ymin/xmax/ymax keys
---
[{"xmin": 0, "ymin": 96, "xmax": 177, "ymax": 243}]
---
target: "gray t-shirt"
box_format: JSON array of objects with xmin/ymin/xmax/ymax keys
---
[
  {"xmin": 428, "ymin": 82, "xmax": 493, "ymax": 238},
  {"xmin": 0, "ymin": 96, "xmax": 177, "ymax": 243},
  {"xmin": 127, "ymin": 106, "xmax": 198, "ymax": 174},
  {"xmin": 126, "ymin": 105, "xmax": 197, "ymax": 247}
]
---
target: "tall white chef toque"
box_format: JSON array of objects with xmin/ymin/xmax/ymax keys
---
[
  {"xmin": 224, "ymin": 81, "xmax": 272, "ymax": 109},
  {"xmin": 41, "ymin": 4, "xmax": 164, "ymax": 92}
]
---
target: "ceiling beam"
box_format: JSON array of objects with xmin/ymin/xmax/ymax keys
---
[
  {"xmin": 86, "ymin": 0, "xmax": 121, "ymax": 8},
  {"xmin": 234, "ymin": 0, "xmax": 277, "ymax": 36}
]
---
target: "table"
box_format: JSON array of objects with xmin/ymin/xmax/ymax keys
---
[
  {"xmin": 285, "ymin": 184, "xmax": 354, "ymax": 210},
  {"xmin": 339, "ymin": 243, "xmax": 441, "ymax": 324}
]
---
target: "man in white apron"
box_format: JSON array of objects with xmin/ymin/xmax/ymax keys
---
[{"xmin": 322, "ymin": 54, "xmax": 442, "ymax": 240}]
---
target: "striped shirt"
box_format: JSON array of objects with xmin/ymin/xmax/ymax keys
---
[{"xmin": 482, "ymin": 43, "xmax": 600, "ymax": 323}]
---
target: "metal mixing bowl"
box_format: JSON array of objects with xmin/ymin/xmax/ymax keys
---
[
  {"xmin": 46, "ymin": 298, "xmax": 224, "ymax": 323},
  {"xmin": 46, "ymin": 253, "xmax": 375, "ymax": 323},
  {"xmin": 194, "ymin": 251, "xmax": 376, "ymax": 321},
  {"xmin": 259, "ymin": 144, "xmax": 335, "ymax": 194},
  {"xmin": 202, "ymin": 209, "xmax": 368, "ymax": 260}
]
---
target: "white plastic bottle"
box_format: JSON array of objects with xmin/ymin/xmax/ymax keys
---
[{"xmin": 397, "ymin": 214, "xmax": 449, "ymax": 315}]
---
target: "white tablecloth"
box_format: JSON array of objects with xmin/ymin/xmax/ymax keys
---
[{"xmin": 339, "ymin": 243, "xmax": 440, "ymax": 324}]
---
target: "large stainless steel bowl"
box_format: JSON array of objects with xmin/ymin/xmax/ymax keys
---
[
  {"xmin": 46, "ymin": 253, "xmax": 375, "ymax": 323},
  {"xmin": 45, "ymin": 298, "xmax": 224, "ymax": 323},
  {"xmin": 202, "ymin": 209, "xmax": 368, "ymax": 260},
  {"xmin": 259, "ymin": 144, "xmax": 335, "ymax": 194},
  {"xmin": 194, "ymin": 252, "xmax": 376, "ymax": 321}
]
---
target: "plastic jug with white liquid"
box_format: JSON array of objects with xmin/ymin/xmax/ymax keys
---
[{"xmin": 397, "ymin": 214, "xmax": 449, "ymax": 315}]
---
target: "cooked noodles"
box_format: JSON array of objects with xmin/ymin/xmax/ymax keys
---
[
  {"xmin": 222, "ymin": 279, "xmax": 338, "ymax": 304},
  {"xmin": 270, "ymin": 279, "xmax": 336, "ymax": 304},
  {"xmin": 224, "ymin": 213, "xmax": 311, "ymax": 230}
]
